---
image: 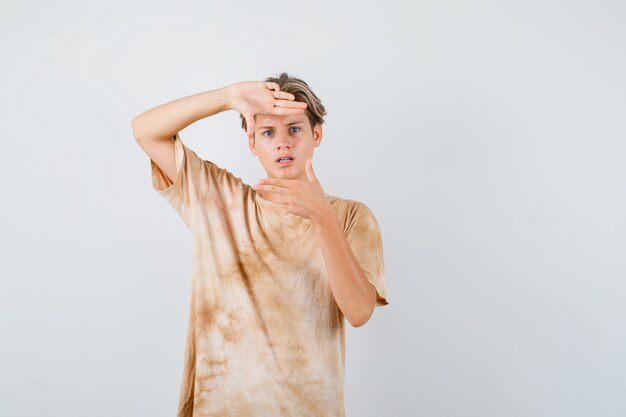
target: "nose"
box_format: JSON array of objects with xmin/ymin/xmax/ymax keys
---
[{"xmin": 275, "ymin": 132, "xmax": 293, "ymax": 151}]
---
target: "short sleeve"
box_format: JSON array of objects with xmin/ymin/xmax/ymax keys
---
[
  {"xmin": 149, "ymin": 133, "xmax": 248, "ymax": 229},
  {"xmin": 345, "ymin": 203, "xmax": 389, "ymax": 307}
]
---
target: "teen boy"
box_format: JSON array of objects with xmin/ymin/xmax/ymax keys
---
[{"xmin": 131, "ymin": 73, "xmax": 389, "ymax": 417}]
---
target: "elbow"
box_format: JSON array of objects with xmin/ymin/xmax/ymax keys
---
[
  {"xmin": 349, "ymin": 314, "xmax": 370, "ymax": 328},
  {"xmin": 349, "ymin": 283, "xmax": 377, "ymax": 327},
  {"xmin": 349, "ymin": 317, "xmax": 367, "ymax": 328},
  {"xmin": 348, "ymin": 306, "xmax": 374, "ymax": 328},
  {"xmin": 131, "ymin": 117, "xmax": 143, "ymax": 141}
]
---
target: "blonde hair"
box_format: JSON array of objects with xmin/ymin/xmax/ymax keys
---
[{"xmin": 240, "ymin": 72, "xmax": 327, "ymax": 134}]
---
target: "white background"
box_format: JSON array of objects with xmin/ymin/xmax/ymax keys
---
[{"xmin": 1, "ymin": 0, "xmax": 625, "ymax": 416}]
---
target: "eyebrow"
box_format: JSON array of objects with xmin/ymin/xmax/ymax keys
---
[{"xmin": 257, "ymin": 121, "xmax": 304, "ymax": 130}]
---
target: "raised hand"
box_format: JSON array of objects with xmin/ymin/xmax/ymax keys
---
[
  {"xmin": 229, "ymin": 81, "xmax": 308, "ymax": 141},
  {"xmin": 252, "ymin": 159, "xmax": 332, "ymax": 221}
]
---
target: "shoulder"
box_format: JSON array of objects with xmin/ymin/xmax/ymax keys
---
[
  {"xmin": 327, "ymin": 194, "xmax": 374, "ymax": 216},
  {"xmin": 177, "ymin": 136, "xmax": 247, "ymax": 187},
  {"xmin": 201, "ymin": 156, "xmax": 250, "ymax": 190},
  {"xmin": 326, "ymin": 194, "xmax": 379, "ymax": 234}
]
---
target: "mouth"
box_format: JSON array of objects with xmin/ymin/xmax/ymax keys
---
[{"xmin": 275, "ymin": 156, "xmax": 294, "ymax": 167}]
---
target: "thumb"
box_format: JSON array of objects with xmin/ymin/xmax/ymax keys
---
[{"xmin": 306, "ymin": 158, "xmax": 316, "ymax": 182}]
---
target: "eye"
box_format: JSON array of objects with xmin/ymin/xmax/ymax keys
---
[
  {"xmin": 290, "ymin": 127, "xmax": 300, "ymax": 133},
  {"xmin": 262, "ymin": 130, "xmax": 273, "ymax": 137}
]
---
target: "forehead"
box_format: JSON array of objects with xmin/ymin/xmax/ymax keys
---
[{"xmin": 254, "ymin": 113, "xmax": 307, "ymax": 126}]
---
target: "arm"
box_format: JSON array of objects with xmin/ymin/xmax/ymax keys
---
[
  {"xmin": 131, "ymin": 87, "xmax": 233, "ymax": 143},
  {"xmin": 252, "ymin": 160, "xmax": 378, "ymax": 327},
  {"xmin": 131, "ymin": 86, "xmax": 233, "ymax": 183},
  {"xmin": 313, "ymin": 209, "xmax": 377, "ymax": 328},
  {"xmin": 131, "ymin": 82, "xmax": 307, "ymax": 183}
]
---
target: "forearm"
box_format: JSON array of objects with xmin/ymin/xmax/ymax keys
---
[
  {"xmin": 313, "ymin": 209, "xmax": 376, "ymax": 327},
  {"xmin": 131, "ymin": 85, "xmax": 235, "ymax": 142}
]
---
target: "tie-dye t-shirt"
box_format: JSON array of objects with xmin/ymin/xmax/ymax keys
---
[{"xmin": 149, "ymin": 133, "xmax": 389, "ymax": 417}]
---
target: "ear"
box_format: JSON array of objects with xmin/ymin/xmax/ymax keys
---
[
  {"xmin": 313, "ymin": 123, "xmax": 323, "ymax": 148},
  {"xmin": 248, "ymin": 133, "xmax": 258, "ymax": 156}
]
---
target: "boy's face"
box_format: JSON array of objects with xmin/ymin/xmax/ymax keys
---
[{"xmin": 248, "ymin": 113, "xmax": 322, "ymax": 182}]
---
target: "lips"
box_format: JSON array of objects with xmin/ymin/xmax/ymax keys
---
[
  {"xmin": 276, "ymin": 155, "xmax": 294, "ymax": 167},
  {"xmin": 275, "ymin": 155, "xmax": 294, "ymax": 163}
]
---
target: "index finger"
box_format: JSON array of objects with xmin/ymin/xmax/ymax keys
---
[
  {"xmin": 265, "ymin": 81, "xmax": 280, "ymax": 91},
  {"xmin": 273, "ymin": 91, "xmax": 295, "ymax": 100},
  {"xmin": 273, "ymin": 99, "xmax": 307, "ymax": 108}
]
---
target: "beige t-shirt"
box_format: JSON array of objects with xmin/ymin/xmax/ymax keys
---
[{"xmin": 149, "ymin": 133, "xmax": 389, "ymax": 417}]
